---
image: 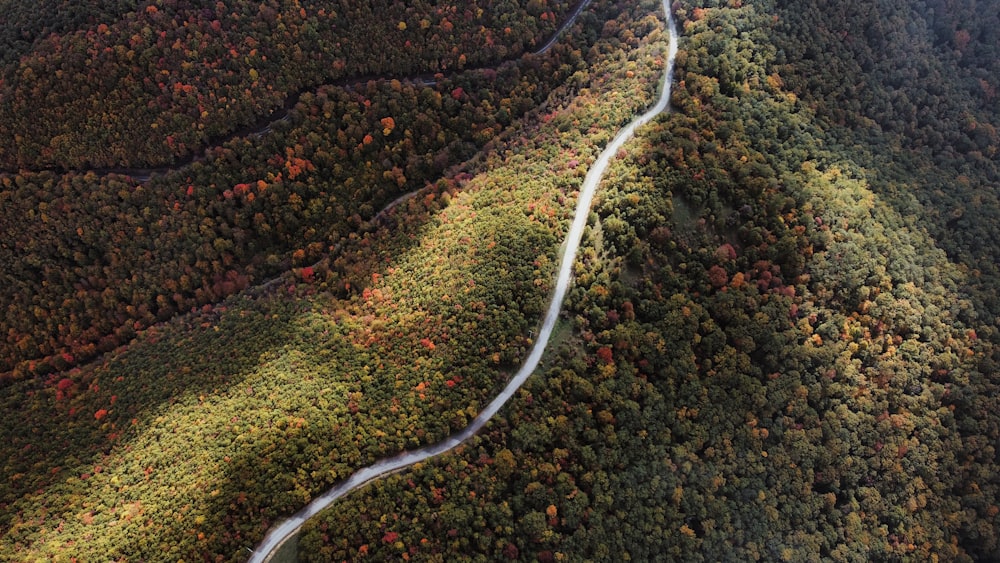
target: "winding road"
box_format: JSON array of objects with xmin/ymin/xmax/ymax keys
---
[{"xmin": 248, "ymin": 0, "xmax": 678, "ymax": 560}]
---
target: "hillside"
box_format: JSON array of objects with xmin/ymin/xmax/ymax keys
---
[
  {"xmin": 0, "ymin": 0, "xmax": 585, "ymax": 380},
  {"xmin": 296, "ymin": 0, "xmax": 1000, "ymax": 561},
  {"xmin": 2, "ymin": 0, "xmax": 999, "ymax": 561}
]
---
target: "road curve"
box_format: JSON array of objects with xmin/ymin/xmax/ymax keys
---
[{"xmin": 249, "ymin": 1, "xmax": 678, "ymax": 560}]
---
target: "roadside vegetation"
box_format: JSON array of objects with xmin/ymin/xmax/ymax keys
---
[
  {"xmin": 2, "ymin": 0, "xmax": 997, "ymax": 561},
  {"xmin": 298, "ymin": 0, "xmax": 999, "ymax": 560}
]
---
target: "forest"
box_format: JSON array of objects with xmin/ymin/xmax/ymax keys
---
[
  {"xmin": 0, "ymin": 0, "xmax": 588, "ymax": 380},
  {"xmin": 2, "ymin": 0, "xmax": 999, "ymax": 561}
]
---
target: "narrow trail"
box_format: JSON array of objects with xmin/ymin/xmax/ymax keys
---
[{"xmin": 248, "ymin": 1, "xmax": 678, "ymax": 560}]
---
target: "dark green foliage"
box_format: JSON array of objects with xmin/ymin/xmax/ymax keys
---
[
  {"xmin": 2, "ymin": 0, "xmax": 998, "ymax": 560},
  {"xmin": 0, "ymin": 0, "xmax": 140, "ymax": 66},
  {"xmin": 0, "ymin": 2, "xmax": 595, "ymax": 380},
  {"xmin": 0, "ymin": 0, "xmax": 576, "ymax": 170},
  {"xmin": 298, "ymin": 0, "xmax": 999, "ymax": 561},
  {"xmin": 0, "ymin": 0, "xmax": 661, "ymax": 558}
]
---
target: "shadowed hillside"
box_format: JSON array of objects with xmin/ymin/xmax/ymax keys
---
[{"xmin": 1, "ymin": 0, "xmax": 997, "ymax": 561}]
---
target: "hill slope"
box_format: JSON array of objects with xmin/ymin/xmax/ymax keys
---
[
  {"xmin": 1, "ymin": 0, "xmax": 998, "ymax": 561},
  {"xmin": 295, "ymin": 0, "xmax": 1000, "ymax": 561}
]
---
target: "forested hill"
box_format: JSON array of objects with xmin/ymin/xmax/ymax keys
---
[
  {"xmin": 0, "ymin": 0, "xmax": 576, "ymax": 170},
  {"xmin": 298, "ymin": 0, "xmax": 1000, "ymax": 560},
  {"xmin": 0, "ymin": 0, "xmax": 581, "ymax": 381},
  {"xmin": 770, "ymin": 0, "xmax": 1000, "ymax": 315},
  {"xmin": 1, "ymin": 0, "xmax": 999, "ymax": 561}
]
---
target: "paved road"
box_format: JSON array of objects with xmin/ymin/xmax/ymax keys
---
[{"xmin": 249, "ymin": 1, "xmax": 678, "ymax": 560}]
